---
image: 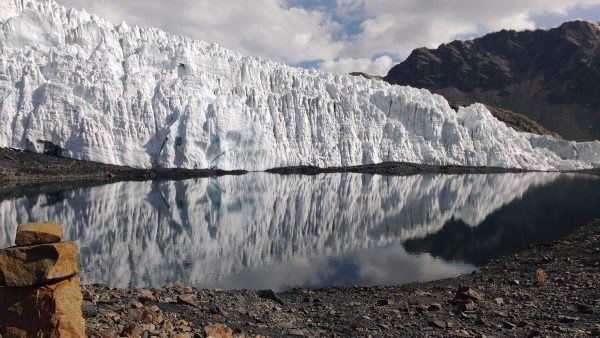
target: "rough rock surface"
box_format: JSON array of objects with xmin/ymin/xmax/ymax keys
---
[
  {"xmin": 385, "ymin": 21, "xmax": 600, "ymax": 141},
  {"xmin": 0, "ymin": 275, "xmax": 85, "ymax": 337},
  {"xmin": 15, "ymin": 221, "xmax": 62, "ymax": 246},
  {"xmin": 0, "ymin": 241, "xmax": 79, "ymax": 286},
  {"xmin": 0, "ymin": 1, "xmax": 599, "ymax": 171}
]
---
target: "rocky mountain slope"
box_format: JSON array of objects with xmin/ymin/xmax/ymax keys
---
[
  {"xmin": 385, "ymin": 21, "xmax": 600, "ymax": 142},
  {"xmin": 0, "ymin": 0, "xmax": 599, "ymax": 170}
]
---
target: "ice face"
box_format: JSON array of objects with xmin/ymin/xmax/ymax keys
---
[{"xmin": 0, "ymin": 0, "xmax": 599, "ymax": 170}]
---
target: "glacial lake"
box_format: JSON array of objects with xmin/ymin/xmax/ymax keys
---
[{"xmin": 1, "ymin": 173, "xmax": 599, "ymax": 291}]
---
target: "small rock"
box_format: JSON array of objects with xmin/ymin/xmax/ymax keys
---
[
  {"xmin": 455, "ymin": 287, "xmax": 484, "ymax": 303},
  {"xmin": 504, "ymin": 262, "xmax": 514, "ymax": 270},
  {"xmin": 288, "ymin": 329, "xmax": 306, "ymax": 337},
  {"xmin": 558, "ymin": 315, "xmax": 579, "ymax": 323},
  {"xmin": 461, "ymin": 311, "xmax": 477, "ymax": 319},
  {"xmin": 377, "ymin": 299, "xmax": 394, "ymax": 306},
  {"xmin": 257, "ymin": 289, "xmax": 284, "ymax": 305},
  {"xmin": 458, "ymin": 301, "xmax": 477, "ymax": 311},
  {"xmin": 82, "ymin": 301, "xmax": 97, "ymax": 318},
  {"xmin": 575, "ymin": 303, "xmax": 594, "ymax": 314},
  {"xmin": 0, "ymin": 241, "xmax": 79, "ymax": 287},
  {"xmin": 121, "ymin": 324, "xmax": 142, "ymax": 337},
  {"xmin": 138, "ymin": 289, "xmax": 155, "ymax": 302},
  {"xmin": 536, "ymin": 269, "xmax": 547, "ymax": 285},
  {"xmin": 527, "ymin": 330, "xmax": 542, "ymax": 338},
  {"xmin": 15, "ymin": 222, "xmax": 63, "ymax": 246},
  {"xmin": 172, "ymin": 334, "xmax": 192, "ymax": 338},
  {"xmin": 429, "ymin": 319, "xmax": 447, "ymax": 329},
  {"xmin": 204, "ymin": 323, "xmax": 233, "ymax": 338},
  {"xmin": 177, "ymin": 294, "xmax": 198, "ymax": 307},
  {"xmin": 209, "ymin": 306, "xmax": 225, "ymax": 316},
  {"xmin": 428, "ymin": 303, "xmax": 442, "ymax": 311},
  {"xmin": 511, "ymin": 279, "xmax": 521, "ymax": 286},
  {"xmin": 494, "ymin": 297, "xmax": 504, "ymax": 305}
]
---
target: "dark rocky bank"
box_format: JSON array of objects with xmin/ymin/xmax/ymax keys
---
[
  {"xmin": 385, "ymin": 20, "xmax": 600, "ymax": 141},
  {"xmin": 83, "ymin": 220, "xmax": 600, "ymax": 337},
  {"xmin": 3, "ymin": 148, "xmax": 599, "ymax": 197},
  {"xmin": 0, "ymin": 148, "xmax": 246, "ymax": 195}
]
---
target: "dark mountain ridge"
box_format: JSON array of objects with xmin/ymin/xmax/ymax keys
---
[{"xmin": 384, "ymin": 20, "xmax": 600, "ymax": 141}]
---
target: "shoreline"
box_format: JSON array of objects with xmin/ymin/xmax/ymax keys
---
[
  {"xmin": 83, "ymin": 220, "xmax": 600, "ymax": 337},
  {"xmin": 1, "ymin": 147, "xmax": 598, "ymax": 198},
  {"xmin": 0, "ymin": 147, "xmax": 581, "ymax": 188}
]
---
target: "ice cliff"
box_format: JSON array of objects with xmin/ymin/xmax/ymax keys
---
[{"xmin": 1, "ymin": 0, "xmax": 599, "ymax": 170}]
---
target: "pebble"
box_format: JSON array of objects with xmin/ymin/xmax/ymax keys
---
[
  {"xmin": 288, "ymin": 329, "xmax": 306, "ymax": 337},
  {"xmin": 558, "ymin": 315, "xmax": 579, "ymax": 323},
  {"xmin": 176, "ymin": 294, "xmax": 198, "ymax": 307},
  {"xmin": 428, "ymin": 303, "xmax": 442, "ymax": 311},
  {"xmin": 82, "ymin": 301, "xmax": 97, "ymax": 318},
  {"xmin": 429, "ymin": 319, "xmax": 447, "ymax": 329},
  {"xmin": 575, "ymin": 303, "xmax": 594, "ymax": 314}
]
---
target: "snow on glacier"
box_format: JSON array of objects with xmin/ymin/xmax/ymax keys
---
[{"xmin": 0, "ymin": 0, "xmax": 599, "ymax": 170}]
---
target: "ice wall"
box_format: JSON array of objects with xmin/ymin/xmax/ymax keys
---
[{"xmin": 0, "ymin": 0, "xmax": 599, "ymax": 170}]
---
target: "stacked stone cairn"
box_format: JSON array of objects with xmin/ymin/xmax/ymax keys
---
[{"xmin": 0, "ymin": 222, "xmax": 85, "ymax": 337}]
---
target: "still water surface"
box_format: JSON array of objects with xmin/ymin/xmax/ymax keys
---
[{"xmin": 1, "ymin": 173, "xmax": 599, "ymax": 291}]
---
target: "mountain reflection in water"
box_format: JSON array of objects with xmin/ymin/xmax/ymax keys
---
[{"xmin": 1, "ymin": 173, "xmax": 599, "ymax": 291}]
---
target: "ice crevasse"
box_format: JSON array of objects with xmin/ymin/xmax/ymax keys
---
[{"xmin": 0, "ymin": 0, "xmax": 599, "ymax": 171}]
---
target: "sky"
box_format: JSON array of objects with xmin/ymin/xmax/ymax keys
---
[{"xmin": 56, "ymin": 0, "xmax": 600, "ymax": 75}]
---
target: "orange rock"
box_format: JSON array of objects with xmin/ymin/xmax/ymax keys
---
[
  {"xmin": 204, "ymin": 323, "xmax": 234, "ymax": 338},
  {"xmin": 0, "ymin": 275, "xmax": 85, "ymax": 337},
  {"xmin": 0, "ymin": 241, "xmax": 79, "ymax": 287},
  {"xmin": 15, "ymin": 222, "xmax": 63, "ymax": 246}
]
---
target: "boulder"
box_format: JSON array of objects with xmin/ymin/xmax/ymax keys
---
[
  {"xmin": 0, "ymin": 275, "xmax": 85, "ymax": 337},
  {"xmin": 0, "ymin": 241, "xmax": 79, "ymax": 287},
  {"xmin": 204, "ymin": 324, "xmax": 233, "ymax": 338},
  {"xmin": 15, "ymin": 222, "xmax": 63, "ymax": 246}
]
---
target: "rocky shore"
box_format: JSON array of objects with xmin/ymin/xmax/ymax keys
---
[
  {"xmin": 0, "ymin": 148, "xmax": 246, "ymax": 193},
  {"xmin": 82, "ymin": 220, "xmax": 600, "ymax": 338}
]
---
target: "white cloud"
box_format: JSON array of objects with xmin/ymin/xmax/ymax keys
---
[
  {"xmin": 56, "ymin": 0, "xmax": 343, "ymax": 64},
  {"xmin": 320, "ymin": 55, "xmax": 394, "ymax": 75},
  {"xmin": 340, "ymin": 0, "xmax": 600, "ymax": 59},
  {"xmin": 55, "ymin": 0, "xmax": 600, "ymax": 75}
]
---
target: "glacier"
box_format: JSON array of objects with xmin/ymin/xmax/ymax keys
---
[
  {"xmin": 1, "ymin": 0, "xmax": 600, "ymax": 171},
  {"xmin": 0, "ymin": 172, "xmax": 561, "ymax": 289}
]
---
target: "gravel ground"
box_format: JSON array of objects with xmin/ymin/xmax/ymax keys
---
[{"xmin": 83, "ymin": 221, "xmax": 600, "ymax": 338}]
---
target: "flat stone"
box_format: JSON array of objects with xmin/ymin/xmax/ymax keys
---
[
  {"xmin": 0, "ymin": 241, "xmax": 79, "ymax": 287},
  {"xmin": 15, "ymin": 222, "xmax": 63, "ymax": 246},
  {"xmin": 82, "ymin": 301, "xmax": 98, "ymax": 318},
  {"xmin": 428, "ymin": 303, "xmax": 442, "ymax": 311},
  {"xmin": 455, "ymin": 287, "xmax": 484, "ymax": 303},
  {"xmin": 0, "ymin": 275, "xmax": 85, "ymax": 337},
  {"xmin": 177, "ymin": 294, "xmax": 199, "ymax": 307},
  {"xmin": 429, "ymin": 319, "xmax": 447, "ymax": 329}
]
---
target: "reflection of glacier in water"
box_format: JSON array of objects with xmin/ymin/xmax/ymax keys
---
[{"xmin": 0, "ymin": 172, "xmax": 586, "ymax": 290}]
